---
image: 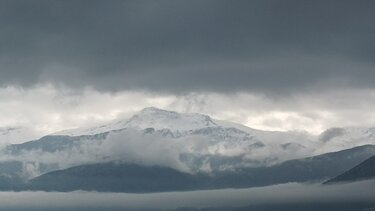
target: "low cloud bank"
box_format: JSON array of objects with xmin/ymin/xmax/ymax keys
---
[
  {"xmin": 0, "ymin": 180, "xmax": 375, "ymax": 210},
  {"xmin": 0, "ymin": 129, "xmax": 320, "ymax": 177}
]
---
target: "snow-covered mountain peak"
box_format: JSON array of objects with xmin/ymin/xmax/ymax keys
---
[
  {"xmin": 139, "ymin": 107, "xmax": 174, "ymax": 114},
  {"xmin": 124, "ymin": 107, "xmax": 218, "ymax": 131},
  {"xmin": 54, "ymin": 107, "xmax": 221, "ymax": 136}
]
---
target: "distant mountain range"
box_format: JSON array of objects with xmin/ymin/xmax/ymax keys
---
[{"xmin": 0, "ymin": 107, "xmax": 374, "ymax": 192}]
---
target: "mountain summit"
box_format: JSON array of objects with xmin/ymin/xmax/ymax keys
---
[
  {"xmin": 55, "ymin": 107, "xmax": 222, "ymax": 136},
  {"xmin": 125, "ymin": 107, "xmax": 218, "ymax": 131}
]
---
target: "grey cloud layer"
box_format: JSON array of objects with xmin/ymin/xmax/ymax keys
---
[{"xmin": 1, "ymin": 0, "xmax": 375, "ymax": 93}]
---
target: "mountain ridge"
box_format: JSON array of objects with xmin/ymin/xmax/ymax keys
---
[
  {"xmin": 324, "ymin": 155, "xmax": 375, "ymax": 184},
  {"xmin": 2, "ymin": 107, "xmax": 375, "ymax": 187}
]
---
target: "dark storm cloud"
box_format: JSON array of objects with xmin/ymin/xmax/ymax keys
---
[{"xmin": 0, "ymin": 0, "xmax": 374, "ymax": 93}]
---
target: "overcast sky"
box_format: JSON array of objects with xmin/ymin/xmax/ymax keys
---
[{"xmin": 1, "ymin": 0, "xmax": 375, "ymax": 138}]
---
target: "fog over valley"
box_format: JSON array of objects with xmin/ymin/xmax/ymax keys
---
[{"xmin": 1, "ymin": 180, "xmax": 375, "ymax": 211}]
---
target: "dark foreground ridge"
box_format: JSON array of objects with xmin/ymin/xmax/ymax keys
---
[
  {"xmin": 18, "ymin": 145, "xmax": 375, "ymax": 193},
  {"xmin": 324, "ymin": 155, "xmax": 375, "ymax": 184}
]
